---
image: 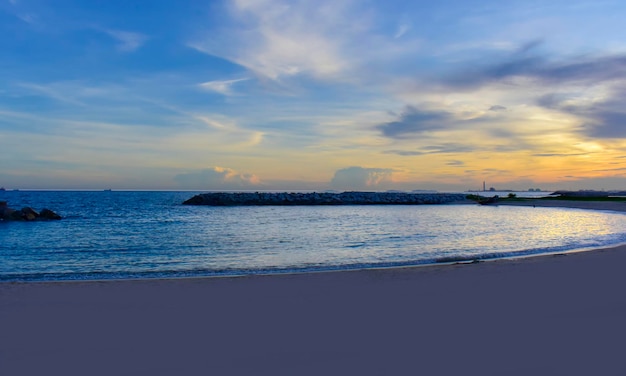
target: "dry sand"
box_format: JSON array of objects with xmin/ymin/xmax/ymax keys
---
[
  {"xmin": 494, "ymin": 198, "xmax": 626, "ymax": 212},
  {"xmin": 2, "ymin": 201, "xmax": 626, "ymax": 375}
]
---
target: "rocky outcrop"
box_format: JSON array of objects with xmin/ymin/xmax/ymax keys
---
[
  {"xmin": 183, "ymin": 192, "xmax": 469, "ymax": 206},
  {"xmin": 0, "ymin": 201, "xmax": 62, "ymax": 221}
]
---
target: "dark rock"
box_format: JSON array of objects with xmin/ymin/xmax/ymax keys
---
[
  {"xmin": 0, "ymin": 202, "xmax": 61, "ymax": 221},
  {"xmin": 0, "ymin": 201, "xmax": 15, "ymax": 220},
  {"xmin": 1, "ymin": 208, "xmax": 16, "ymax": 220},
  {"xmin": 21, "ymin": 207, "xmax": 39, "ymax": 221},
  {"xmin": 9, "ymin": 210, "xmax": 25, "ymax": 220},
  {"xmin": 39, "ymin": 208, "xmax": 62, "ymax": 220},
  {"xmin": 182, "ymin": 195, "xmax": 205, "ymax": 205}
]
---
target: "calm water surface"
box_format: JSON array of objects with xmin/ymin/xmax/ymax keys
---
[{"xmin": 2, "ymin": 191, "xmax": 626, "ymax": 281}]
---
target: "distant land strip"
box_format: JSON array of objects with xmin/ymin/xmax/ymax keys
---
[{"xmin": 183, "ymin": 192, "xmax": 469, "ymax": 206}]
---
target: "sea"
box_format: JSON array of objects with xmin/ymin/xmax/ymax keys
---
[{"xmin": 2, "ymin": 190, "xmax": 626, "ymax": 282}]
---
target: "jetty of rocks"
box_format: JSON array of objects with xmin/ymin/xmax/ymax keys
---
[
  {"xmin": 183, "ymin": 192, "xmax": 469, "ymax": 206},
  {"xmin": 0, "ymin": 201, "xmax": 62, "ymax": 221}
]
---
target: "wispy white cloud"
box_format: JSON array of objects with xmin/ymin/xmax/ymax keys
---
[
  {"xmin": 16, "ymin": 82, "xmax": 87, "ymax": 106},
  {"xmin": 191, "ymin": 0, "xmax": 374, "ymax": 81},
  {"xmin": 394, "ymin": 23, "xmax": 411, "ymax": 39},
  {"xmin": 0, "ymin": 108, "xmax": 267, "ymax": 181},
  {"xmin": 103, "ymin": 29, "xmax": 148, "ymax": 52},
  {"xmin": 16, "ymin": 13, "xmax": 36, "ymax": 23},
  {"xmin": 190, "ymin": 114, "xmax": 265, "ymax": 148},
  {"xmin": 199, "ymin": 78, "xmax": 249, "ymax": 96},
  {"xmin": 195, "ymin": 115, "xmax": 229, "ymax": 130},
  {"xmin": 6, "ymin": 0, "xmax": 37, "ymax": 23},
  {"xmin": 12, "ymin": 80, "xmax": 142, "ymax": 110}
]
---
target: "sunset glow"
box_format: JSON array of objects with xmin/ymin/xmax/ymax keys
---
[{"xmin": 2, "ymin": 0, "xmax": 626, "ymax": 191}]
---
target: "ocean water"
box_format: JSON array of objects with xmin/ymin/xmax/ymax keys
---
[{"xmin": 2, "ymin": 190, "xmax": 626, "ymax": 282}]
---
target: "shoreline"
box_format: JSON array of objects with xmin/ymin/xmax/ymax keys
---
[
  {"xmin": 4, "ymin": 238, "xmax": 625, "ymax": 285},
  {"xmin": 2, "ymin": 200, "xmax": 626, "ymax": 375}
]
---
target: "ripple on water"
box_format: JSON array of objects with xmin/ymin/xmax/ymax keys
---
[{"xmin": 2, "ymin": 191, "xmax": 626, "ymax": 281}]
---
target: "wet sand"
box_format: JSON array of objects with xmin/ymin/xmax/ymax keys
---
[{"xmin": 2, "ymin": 201, "xmax": 626, "ymax": 375}]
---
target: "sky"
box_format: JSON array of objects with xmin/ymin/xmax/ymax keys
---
[{"xmin": 2, "ymin": 0, "xmax": 626, "ymax": 191}]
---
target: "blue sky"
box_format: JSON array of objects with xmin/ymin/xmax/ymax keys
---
[{"xmin": 2, "ymin": 0, "xmax": 626, "ymax": 191}]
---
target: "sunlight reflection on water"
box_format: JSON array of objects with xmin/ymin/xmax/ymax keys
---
[{"xmin": 2, "ymin": 191, "xmax": 626, "ymax": 281}]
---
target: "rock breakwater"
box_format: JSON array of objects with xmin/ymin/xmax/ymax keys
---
[
  {"xmin": 183, "ymin": 192, "xmax": 469, "ymax": 206},
  {"xmin": 0, "ymin": 201, "xmax": 62, "ymax": 221}
]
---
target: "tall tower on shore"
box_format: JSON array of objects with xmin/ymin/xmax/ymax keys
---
[{"xmin": 483, "ymin": 181, "xmax": 486, "ymax": 191}]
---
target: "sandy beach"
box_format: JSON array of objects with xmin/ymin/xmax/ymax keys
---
[
  {"xmin": 494, "ymin": 198, "xmax": 626, "ymax": 212},
  {"xmin": 2, "ymin": 201, "xmax": 626, "ymax": 375}
]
